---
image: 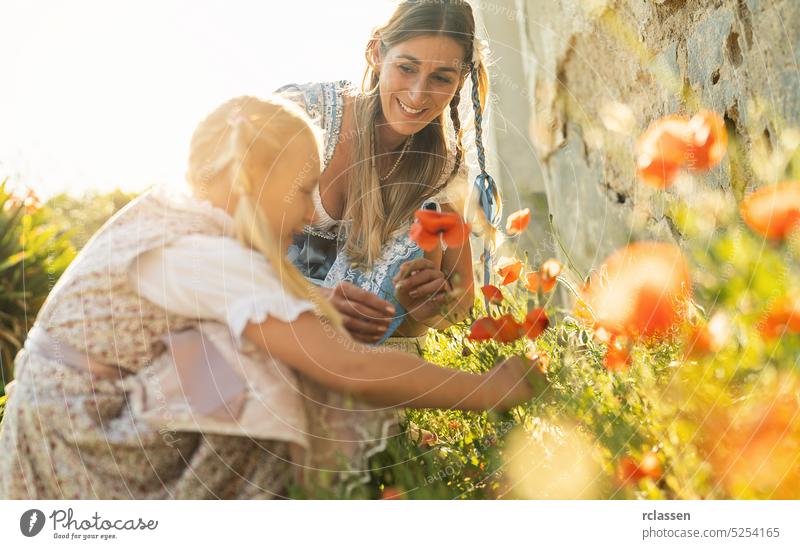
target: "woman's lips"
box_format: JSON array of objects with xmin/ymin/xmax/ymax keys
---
[{"xmin": 396, "ymin": 97, "xmax": 426, "ymax": 119}]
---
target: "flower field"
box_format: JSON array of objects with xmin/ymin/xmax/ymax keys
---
[{"xmin": 361, "ymin": 110, "xmax": 800, "ymax": 500}]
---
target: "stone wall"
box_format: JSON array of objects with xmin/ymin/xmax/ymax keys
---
[{"xmin": 478, "ymin": 0, "xmax": 799, "ymax": 281}]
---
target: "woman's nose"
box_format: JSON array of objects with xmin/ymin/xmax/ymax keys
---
[{"xmin": 407, "ymin": 77, "xmax": 427, "ymax": 104}]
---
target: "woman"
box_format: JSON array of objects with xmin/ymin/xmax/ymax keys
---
[{"xmin": 280, "ymin": 0, "xmax": 492, "ymax": 350}]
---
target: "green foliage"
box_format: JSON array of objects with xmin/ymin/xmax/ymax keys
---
[
  {"xmin": 0, "ymin": 180, "xmax": 76, "ymax": 396},
  {"xmin": 45, "ymin": 188, "xmax": 137, "ymax": 250},
  {"xmin": 345, "ymin": 183, "xmax": 800, "ymax": 500}
]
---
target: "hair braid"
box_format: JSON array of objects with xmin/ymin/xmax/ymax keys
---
[{"xmin": 447, "ymin": 89, "xmax": 464, "ymax": 185}]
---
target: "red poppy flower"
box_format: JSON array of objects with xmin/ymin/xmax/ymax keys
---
[
  {"xmin": 740, "ymin": 180, "xmax": 800, "ymax": 240},
  {"xmin": 506, "ymin": 208, "xmax": 531, "ymax": 235},
  {"xmin": 496, "ymin": 257, "xmax": 523, "ymax": 285},
  {"xmin": 409, "ymin": 209, "xmax": 471, "ymax": 251},
  {"xmin": 494, "ymin": 314, "xmax": 523, "ymax": 343},
  {"xmin": 617, "ymin": 451, "xmax": 663, "ymax": 485},
  {"xmin": 581, "ymin": 242, "xmax": 691, "ymax": 339},
  {"xmin": 685, "ymin": 110, "xmax": 728, "ymax": 171},
  {"xmin": 467, "ymin": 314, "xmax": 522, "ymax": 344},
  {"xmin": 520, "ymin": 308, "xmax": 549, "ymax": 339},
  {"xmin": 480, "ymin": 284, "xmax": 504, "ymax": 304},
  {"xmin": 467, "ymin": 316, "xmax": 500, "ymax": 341}
]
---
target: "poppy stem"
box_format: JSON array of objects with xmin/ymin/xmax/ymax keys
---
[{"xmin": 548, "ymin": 214, "xmax": 586, "ymax": 282}]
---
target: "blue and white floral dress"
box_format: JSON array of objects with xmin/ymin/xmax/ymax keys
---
[{"xmin": 277, "ymin": 81, "xmax": 461, "ymax": 347}]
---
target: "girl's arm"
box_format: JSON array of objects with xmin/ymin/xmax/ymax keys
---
[{"xmin": 242, "ymin": 311, "xmax": 537, "ymax": 411}]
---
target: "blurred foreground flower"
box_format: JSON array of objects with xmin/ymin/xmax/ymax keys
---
[
  {"xmin": 758, "ymin": 294, "xmax": 800, "ymax": 340},
  {"xmin": 505, "ymin": 423, "xmax": 601, "ymax": 499},
  {"xmin": 581, "ymin": 242, "xmax": 692, "ymax": 339},
  {"xmin": 636, "ymin": 110, "xmax": 727, "ymax": 188},
  {"xmin": 740, "ymin": 180, "xmax": 800, "ymax": 240},
  {"xmin": 702, "ymin": 375, "xmax": 800, "ymax": 499},
  {"xmin": 616, "ymin": 451, "xmax": 663, "ymax": 486},
  {"xmin": 684, "ymin": 311, "xmax": 732, "ymax": 358}
]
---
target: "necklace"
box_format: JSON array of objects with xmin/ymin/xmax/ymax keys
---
[{"xmin": 379, "ymin": 133, "xmax": 414, "ymax": 182}]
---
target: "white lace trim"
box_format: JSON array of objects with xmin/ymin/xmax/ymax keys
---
[{"xmin": 226, "ymin": 294, "xmax": 317, "ymax": 348}]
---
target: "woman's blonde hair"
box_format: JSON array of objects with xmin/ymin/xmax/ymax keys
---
[
  {"xmin": 187, "ymin": 95, "xmax": 343, "ymax": 331},
  {"xmin": 345, "ymin": 0, "xmax": 490, "ymax": 267}
]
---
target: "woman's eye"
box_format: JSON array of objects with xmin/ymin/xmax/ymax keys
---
[
  {"xmin": 433, "ymin": 74, "xmax": 453, "ymax": 84},
  {"xmin": 398, "ymin": 64, "xmax": 415, "ymax": 74}
]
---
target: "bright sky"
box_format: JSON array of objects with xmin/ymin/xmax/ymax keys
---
[{"xmin": 0, "ymin": 1, "xmax": 396, "ymax": 199}]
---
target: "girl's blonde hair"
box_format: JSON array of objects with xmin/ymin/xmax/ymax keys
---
[
  {"xmin": 346, "ymin": 0, "xmax": 490, "ymax": 267},
  {"xmin": 187, "ymin": 95, "xmax": 343, "ymax": 331}
]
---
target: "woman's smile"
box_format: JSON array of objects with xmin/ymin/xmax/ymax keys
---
[{"xmin": 396, "ymin": 97, "xmax": 427, "ymax": 117}]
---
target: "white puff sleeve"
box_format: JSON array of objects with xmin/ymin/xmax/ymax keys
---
[{"xmin": 128, "ymin": 234, "xmax": 317, "ymax": 346}]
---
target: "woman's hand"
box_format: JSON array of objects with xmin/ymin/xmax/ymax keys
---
[
  {"xmin": 319, "ymin": 282, "xmax": 396, "ymax": 344},
  {"xmin": 393, "ymin": 258, "xmax": 452, "ymax": 322},
  {"xmin": 481, "ymin": 356, "xmax": 548, "ymax": 410}
]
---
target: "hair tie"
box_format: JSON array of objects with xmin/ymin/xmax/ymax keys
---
[{"xmin": 472, "ymin": 37, "xmax": 490, "ymax": 65}]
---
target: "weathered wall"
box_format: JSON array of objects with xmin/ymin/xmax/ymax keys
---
[{"xmin": 479, "ymin": 0, "xmax": 799, "ymax": 279}]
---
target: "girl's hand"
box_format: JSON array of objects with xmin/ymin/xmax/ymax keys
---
[
  {"xmin": 393, "ymin": 258, "xmax": 451, "ymax": 322},
  {"xmin": 319, "ymin": 282, "xmax": 396, "ymax": 344},
  {"xmin": 481, "ymin": 356, "xmax": 548, "ymax": 410}
]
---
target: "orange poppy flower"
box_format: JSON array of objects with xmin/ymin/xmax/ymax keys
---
[
  {"xmin": 506, "ymin": 208, "xmax": 531, "ymax": 235},
  {"xmin": 685, "ymin": 110, "xmax": 728, "ymax": 171},
  {"xmin": 582, "ymin": 242, "xmax": 691, "ymax": 339},
  {"xmin": 617, "ymin": 451, "xmax": 663, "ymax": 485},
  {"xmin": 380, "ymin": 486, "xmax": 404, "ymax": 500},
  {"xmin": 496, "ymin": 256, "xmax": 523, "ymax": 285},
  {"xmin": 604, "ymin": 335, "xmax": 632, "ymax": 371},
  {"xmin": 520, "ymin": 307, "xmax": 549, "ymax": 339},
  {"xmin": 759, "ymin": 295, "xmax": 800, "ymax": 340},
  {"xmin": 740, "ymin": 180, "xmax": 800, "ymax": 240},
  {"xmin": 636, "ymin": 115, "xmax": 693, "ymax": 188},
  {"xmin": 636, "ymin": 111, "xmax": 727, "ymax": 188},
  {"xmin": 525, "ymin": 272, "xmax": 543, "ymax": 293},
  {"xmin": 480, "ymin": 284, "xmax": 504, "ymax": 304},
  {"xmin": 526, "ymin": 258, "xmax": 563, "ymax": 293},
  {"xmin": 703, "ymin": 379, "xmax": 800, "ymax": 498},
  {"xmin": 525, "ymin": 349, "xmax": 551, "ymax": 375},
  {"xmin": 684, "ymin": 312, "xmax": 731, "ymax": 358},
  {"xmin": 409, "ymin": 209, "xmax": 471, "ymax": 251}
]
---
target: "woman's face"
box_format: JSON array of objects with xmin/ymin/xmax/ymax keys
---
[{"xmin": 376, "ymin": 34, "xmax": 466, "ymax": 139}]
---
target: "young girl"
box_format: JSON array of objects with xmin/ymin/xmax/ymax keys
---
[{"xmin": 0, "ymin": 96, "xmax": 540, "ymax": 499}]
